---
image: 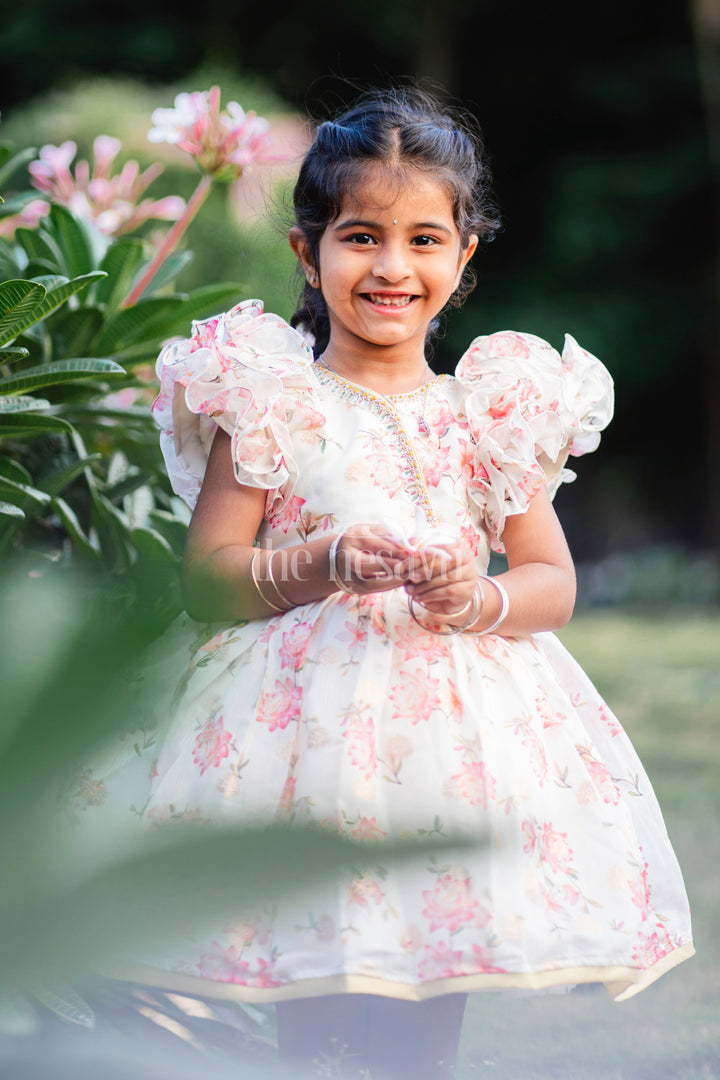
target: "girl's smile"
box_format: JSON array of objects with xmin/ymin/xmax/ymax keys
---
[{"xmin": 291, "ymin": 172, "xmax": 477, "ymax": 388}]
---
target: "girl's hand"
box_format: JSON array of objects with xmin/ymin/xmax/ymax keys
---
[
  {"xmin": 398, "ymin": 541, "xmax": 479, "ymax": 625},
  {"xmin": 334, "ymin": 526, "xmax": 409, "ymax": 595}
]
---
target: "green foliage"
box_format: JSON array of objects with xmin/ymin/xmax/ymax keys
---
[{"xmin": 0, "ymin": 171, "xmax": 245, "ymax": 600}]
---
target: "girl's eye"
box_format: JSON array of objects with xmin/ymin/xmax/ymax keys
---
[
  {"xmin": 411, "ymin": 235, "xmax": 439, "ymax": 247},
  {"xmin": 346, "ymin": 232, "xmax": 376, "ymax": 245}
]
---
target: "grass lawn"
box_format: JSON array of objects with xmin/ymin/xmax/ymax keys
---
[{"xmin": 458, "ymin": 610, "xmax": 720, "ymax": 1080}]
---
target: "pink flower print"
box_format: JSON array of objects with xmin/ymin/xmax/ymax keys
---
[
  {"xmin": 519, "ymin": 725, "xmax": 549, "ymax": 785},
  {"xmin": 395, "ymin": 623, "xmax": 450, "ymax": 663},
  {"xmin": 599, "ymin": 704, "xmax": 623, "ymax": 738},
  {"xmin": 266, "ymin": 493, "xmax": 306, "ymax": 534},
  {"xmin": 389, "ymin": 669, "xmax": 441, "ymax": 724},
  {"xmin": 632, "ymin": 923, "xmax": 674, "ymax": 968},
  {"xmin": 459, "ymin": 522, "xmax": 481, "ymax": 557},
  {"xmin": 422, "ymin": 870, "xmax": 480, "ymax": 933},
  {"xmin": 292, "ymin": 398, "xmax": 326, "ymax": 434},
  {"xmin": 249, "ymin": 957, "xmax": 283, "ymax": 988},
  {"xmin": 192, "ymin": 715, "xmax": 233, "ymax": 774},
  {"xmin": 197, "ymin": 942, "xmax": 251, "ymax": 984},
  {"xmin": 350, "ymin": 816, "xmax": 388, "ymax": 841},
  {"xmin": 342, "ymin": 712, "xmax": 377, "ymax": 782},
  {"xmin": 450, "ymin": 761, "xmax": 496, "ymax": 808},
  {"xmin": 535, "ymin": 693, "xmax": 564, "ymax": 730},
  {"xmin": 540, "ymin": 823, "xmax": 573, "ymax": 874},
  {"xmin": 471, "ymin": 944, "xmax": 507, "ymax": 974},
  {"xmin": 486, "ymin": 332, "xmax": 531, "ymax": 360},
  {"xmin": 418, "ymin": 941, "xmax": 465, "ymax": 980},
  {"xmin": 456, "ymin": 438, "xmax": 474, "ymax": 482},
  {"xmin": 275, "ymin": 776, "xmax": 296, "ymax": 821},
  {"xmin": 422, "ymin": 445, "xmax": 452, "ymax": 487},
  {"xmin": 346, "ymin": 874, "xmax": 385, "ymax": 912},
  {"xmin": 401, "ymin": 925, "xmax": 423, "ymax": 954},
  {"xmin": 368, "ymin": 446, "xmax": 405, "ymax": 496},
  {"xmin": 576, "ymin": 744, "xmax": 621, "ymax": 805},
  {"xmin": 522, "ymin": 818, "xmax": 537, "ymax": 855},
  {"xmin": 337, "ymin": 618, "xmax": 369, "ymax": 650},
  {"xmin": 488, "ymin": 380, "xmax": 524, "ymax": 420},
  {"xmin": 423, "ymin": 397, "xmax": 455, "ymax": 439},
  {"xmin": 629, "ymin": 862, "xmax": 651, "ymax": 921},
  {"xmin": 224, "ymin": 918, "xmax": 271, "ymax": 947},
  {"xmin": 278, "ymin": 621, "xmax": 313, "ymax": 669},
  {"xmin": 256, "ymin": 678, "xmax": 303, "ymax": 732}
]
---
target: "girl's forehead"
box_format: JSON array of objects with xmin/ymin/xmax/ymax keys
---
[{"xmin": 337, "ymin": 170, "xmax": 456, "ymax": 225}]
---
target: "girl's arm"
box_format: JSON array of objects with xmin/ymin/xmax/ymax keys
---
[
  {"xmin": 182, "ymin": 429, "xmax": 408, "ymax": 623},
  {"xmin": 402, "ymin": 487, "xmax": 576, "ymax": 636}
]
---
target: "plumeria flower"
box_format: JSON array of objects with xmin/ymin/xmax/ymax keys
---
[
  {"xmin": 28, "ymin": 135, "xmax": 185, "ymax": 236},
  {"xmin": 0, "ymin": 198, "xmax": 50, "ymax": 240},
  {"xmin": 148, "ymin": 86, "xmax": 274, "ymax": 182}
]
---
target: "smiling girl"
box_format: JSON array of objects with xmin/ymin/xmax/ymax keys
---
[{"xmin": 145, "ymin": 89, "xmax": 693, "ymax": 1078}]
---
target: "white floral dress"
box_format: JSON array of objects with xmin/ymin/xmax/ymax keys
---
[{"xmin": 112, "ymin": 299, "xmax": 693, "ymax": 1003}]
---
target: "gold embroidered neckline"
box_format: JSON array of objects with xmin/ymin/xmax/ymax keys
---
[{"xmin": 314, "ymin": 358, "xmax": 445, "ymax": 402}]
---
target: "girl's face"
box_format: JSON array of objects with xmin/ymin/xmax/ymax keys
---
[{"xmin": 293, "ymin": 170, "xmax": 477, "ymax": 364}]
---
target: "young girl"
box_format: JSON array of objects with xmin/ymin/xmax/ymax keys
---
[{"xmin": 145, "ymin": 89, "xmax": 693, "ymax": 1078}]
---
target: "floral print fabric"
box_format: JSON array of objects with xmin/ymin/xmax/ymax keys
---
[{"xmin": 106, "ymin": 301, "xmax": 692, "ymax": 1002}]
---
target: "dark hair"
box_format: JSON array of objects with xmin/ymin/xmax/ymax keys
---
[{"xmin": 290, "ymin": 87, "xmax": 500, "ymax": 355}]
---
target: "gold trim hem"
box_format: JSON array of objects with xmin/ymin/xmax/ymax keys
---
[{"xmin": 105, "ymin": 942, "xmax": 694, "ymax": 1005}]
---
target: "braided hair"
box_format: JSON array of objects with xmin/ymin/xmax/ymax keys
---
[{"xmin": 290, "ymin": 87, "xmax": 500, "ymax": 355}]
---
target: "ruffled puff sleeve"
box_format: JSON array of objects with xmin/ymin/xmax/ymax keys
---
[
  {"xmin": 152, "ymin": 299, "xmax": 318, "ymax": 510},
  {"xmin": 455, "ymin": 330, "xmax": 614, "ymax": 550}
]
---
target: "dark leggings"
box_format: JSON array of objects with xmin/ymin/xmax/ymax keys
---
[{"xmin": 276, "ymin": 992, "xmax": 467, "ymax": 1079}]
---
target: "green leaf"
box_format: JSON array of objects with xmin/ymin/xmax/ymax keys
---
[
  {"xmin": 104, "ymin": 471, "xmax": 151, "ymax": 503},
  {"xmin": 0, "ymin": 347, "xmax": 30, "ymax": 364},
  {"xmin": 0, "ymin": 500, "xmax": 24, "ymax": 518},
  {"xmin": 0, "ymin": 280, "xmax": 47, "ymax": 346},
  {"xmin": 41, "ymin": 454, "xmax": 103, "ymax": 497},
  {"xmin": 0, "ymin": 395, "xmax": 52, "ymax": 413},
  {"xmin": 0, "ymin": 475, "xmax": 51, "ymax": 508},
  {"xmin": 92, "ymin": 296, "xmax": 185, "ymax": 355},
  {"xmin": 51, "ymin": 496, "xmax": 100, "ymax": 560},
  {"xmin": 131, "ymin": 525, "xmax": 177, "ymax": 562},
  {"xmin": 16, "ymin": 226, "xmax": 63, "ymax": 270},
  {"xmin": 0, "ymin": 272, "xmax": 105, "ymax": 346},
  {"xmin": 47, "ymin": 204, "xmax": 95, "ymax": 278},
  {"xmin": 0, "ymin": 358, "xmax": 125, "ymax": 395},
  {"xmin": 51, "ymin": 305, "xmax": 103, "ymax": 358},
  {"xmin": 137, "ymin": 249, "xmax": 193, "ymax": 299},
  {"xmin": 0, "ymin": 457, "xmax": 32, "ymax": 485},
  {"xmin": 95, "ymin": 238, "xmax": 145, "ymax": 312},
  {"xmin": 0, "ymin": 413, "xmax": 73, "ymax": 437},
  {"xmin": 148, "ymin": 509, "xmax": 188, "ymax": 556},
  {"xmin": 0, "ymin": 148, "xmax": 38, "ymax": 189},
  {"xmin": 143, "ymin": 283, "xmax": 245, "ymax": 342}
]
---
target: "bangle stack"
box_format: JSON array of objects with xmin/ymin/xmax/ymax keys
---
[
  {"xmin": 407, "ymin": 574, "xmax": 511, "ymax": 637},
  {"xmin": 408, "ymin": 583, "xmax": 484, "ymax": 636},
  {"xmin": 250, "ymin": 549, "xmax": 294, "ymax": 612},
  {"xmin": 465, "ymin": 575, "xmax": 510, "ymax": 635},
  {"xmin": 328, "ymin": 530, "xmax": 363, "ymax": 595}
]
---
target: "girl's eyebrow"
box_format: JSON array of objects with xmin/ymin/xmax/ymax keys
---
[{"xmin": 333, "ymin": 218, "xmax": 453, "ymax": 235}]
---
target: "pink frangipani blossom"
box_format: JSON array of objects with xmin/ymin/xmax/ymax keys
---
[
  {"xmin": 28, "ymin": 136, "xmax": 185, "ymax": 236},
  {"xmin": 148, "ymin": 86, "xmax": 275, "ymax": 181}
]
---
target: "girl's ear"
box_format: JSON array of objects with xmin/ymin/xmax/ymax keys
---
[
  {"xmin": 463, "ymin": 233, "xmax": 479, "ymax": 266},
  {"xmin": 289, "ymin": 227, "xmax": 319, "ymax": 288}
]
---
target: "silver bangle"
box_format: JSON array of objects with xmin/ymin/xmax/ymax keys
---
[
  {"xmin": 266, "ymin": 549, "xmax": 294, "ymax": 610},
  {"xmin": 466, "ymin": 575, "xmax": 510, "ymax": 635},
  {"xmin": 408, "ymin": 584, "xmax": 483, "ymax": 636},
  {"xmin": 328, "ymin": 530, "xmax": 362, "ymax": 595},
  {"xmin": 250, "ymin": 548, "xmax": 288, "ymax": 613}
]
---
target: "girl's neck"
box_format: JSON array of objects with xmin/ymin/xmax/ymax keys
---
[{"xmin": 318, "ymin": 344, "xmax": 432, "ymax": 395}]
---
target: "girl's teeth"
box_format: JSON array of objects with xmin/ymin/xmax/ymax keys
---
[{"xmin": 368, "ymin": 294, "xmax": 413, "ymax": 306}]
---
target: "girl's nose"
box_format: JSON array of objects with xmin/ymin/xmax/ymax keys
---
[{"xmin": 372, "ymin": 241, "xmax": 411, "ymax": 282}]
